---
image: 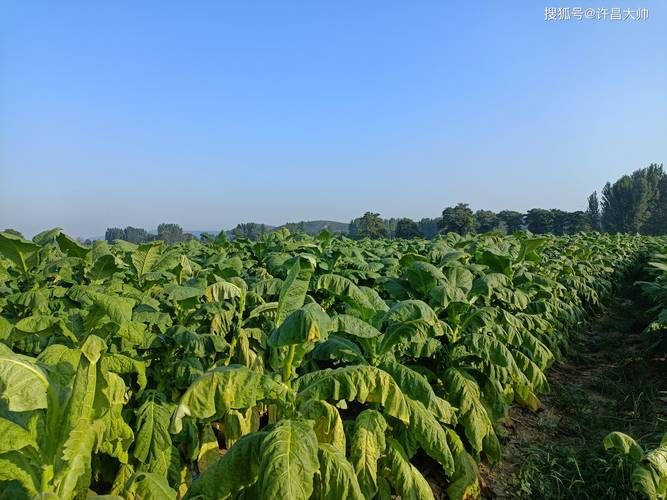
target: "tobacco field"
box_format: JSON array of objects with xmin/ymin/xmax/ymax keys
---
[{"xmin": 0, "ymin": 229, "xmax": 665, "ymax": 499}]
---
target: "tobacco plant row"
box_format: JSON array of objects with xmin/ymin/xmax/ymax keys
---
[{"xmin": 0, "ymin": 229, "xmax": 653, "ymax": 499}]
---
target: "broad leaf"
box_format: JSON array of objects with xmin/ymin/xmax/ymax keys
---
[{"xmin": 258, "ymin": 420, "xmax": 319, "ymax": 500}]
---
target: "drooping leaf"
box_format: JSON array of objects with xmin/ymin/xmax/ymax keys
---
[
  {"xmin": 258, "ymin": 420, "xmax": 319, "ymax": 500},
  {"xmin": 310, "ymin": 335, "xmax": 366, "ymax": 364},
  {"xmin": 603, "ymin": 432, "xmax": 644, "ymax": 461},
  {"xmin": 316, "ymin": 274, "xmax": 375, "ymax": 317},
  {"xmin": 315, "ymin": 444, "xmax": 364, "ymax": 500},
  {"xmin": 171, "ymin": 365, "xmax": 290, "ymax": 433},
  {"xmin": 403, "ymin": 398, "xmax": 455, "ymax": 476},
  {"xmin": 299, "ymin": 400, "xmax": 346, "ymax": 452},
  {"xmin": 383, "ymin": 438, "xmax": 435, "ymax": 500},
  {"xmin": 268, "ymin": 303, "xmax": 331, "ymax": 347},
  {"xmin": 296, "ymin": 365, "xmax": 410, "ymax": 423},
  {"xmin": 350, "ymin": 409, "xmax": 387, "ymax": 499},
  {"xmin": 446, "ymin": 451, "xmax": 481, "ymax": 500},
  {"xmin": 379, "ymin": 359, "xmax": 455, "ymax": 424},
  {"xmin": 445, "ymin": 368, "xmax": 495, "ymax": 454}
]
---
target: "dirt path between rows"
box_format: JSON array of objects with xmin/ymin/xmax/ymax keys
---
[{"xmin": 480, "ymin": 278, "xmax": 667, "ymax": 499}]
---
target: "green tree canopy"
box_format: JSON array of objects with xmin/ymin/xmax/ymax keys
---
[
  {"xmin": 525, "ymin": 209, "xmax": 554, "ymax": 234},
  {"xmin": 438, "ymin": 203, "xmax": 476, "ymax": 235},
  {"xmin": 498, "ymin": 211, "xmax": 524, "ymax": 234},
  {"xmin": 601, "ymin": 164, "xmax": 663, "ymax": 233},
  {"xmin": 157, "ymin": 223, "xmax": 184, "ymax": 244},
  {"xmin": 350, "ymin": 212, "xmax": 387, "ymax": 239},
  {"xmin": 105, "ymin": 227, "xmax": 124, "ymax": 242},
  {"xmin": 586, "ymin": 191, "xmax": 601, "ymax": 231},
  {"xmin": 105, "ymin": 226, "xmax": 155, "ymax": 243},
  {"xmin": 124, "ymin": 227, "xmax": 154, "ymax": 244},
  {"xmin": 643, "ymin": 175, "xmax": 667, "ymax": 235},
  {"xmin": 474, "ymin": 210, "xmax": 499, "ymax": 233},
  {"xmin": 232, "ymin": 223, "xmax": 271, "ymax": 241},
  {"xmin": 566, "ymin": 211, "xmax": 592, "ymax": 233},
  {"xmin": 394, "ymin": 218, "xmax": 421, "ymax": 239},
  {"xmin": 418, "ymin": 218, "xmax": 439, "ymax": 239}
]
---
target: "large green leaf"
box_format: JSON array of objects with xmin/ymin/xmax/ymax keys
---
[
  {"xmin": 408, "ymin": 397, "xmax": 456, "ymax": 474},
  {"xmin": 56, "ymin": 419, "xmax": 105, "ymax": 499},
  {"xmin": 134, "ymin": 398, "xmax": 173, "ymax": 470},
  {"xmin": 445, "ymin": 368, "xmax": 495, "ymax": 454},
  {"xmin": 517, "ymin": 237, "xmax": 547, "ymax": 263},
  {"xmin": 56, "ymin": 233, "xmax": 90, "ymax": 259},
  {"xmin": 131, "ymin": 242, "xmax": 164, "ymax": 281},
  {"xmin": 258, "ymin": 419, "xmax": 319, "ymax": 500},
  {"xmin": 403, "ymin": 261, "xmax": 446, "ymax": 294},
  {"xmin": 122, "ymin": 472, "xmax": 177, "ymax": 500},
  {"xmin": 383, "ymin": 438, "xmax": 435, "ymax": 500},
  {"xmin": 382, "ymin": 299, "xmax": 440, "ymax": 326},
  {"xmin": 377, "ymin": 319, "xmax": 442, "ymax": 357},
  {"xmin": 0, "ymin": 232, "xmax": 39, "ymax": 274},
  {"xmin": 299, "ymin": 400, "xmax": 346, "ymax": 452},
  {"xmin": 276, "ymin": 257, "xmax": 315, "ymax": 325},
  {"xmin": 315, "ymin": 444, "xmax": 364, "ymax": 500},
  {"xmin": 331, "ymin": 314, "xmax": 382, "ymax": 338},
  {"xmin": 382, "ymin": 360, "xmax": 455, "ymax": 423},
  {"xmin": 51, "ymin": 336, "xmax": 107, "ymax": 499},
  {"xmin": 0, "ymin": 348, "xmax": 49, "ymax": 411},
  {"xmin": 0, "ymin": 417, "xmax": 38, "ymax": 454},
  {"xmin": 97, "ymin": 372, "xmax": 134, "ymax": 463},
  {"xmin": 349, "ymin": 409, "xmax": 387, "ymax": 498},
  {"xmin": 91, "ymin": 291, "xmax": 135, "ymax": 325},
  {"xmin": 268, "ymin": 303, "xmax": 331, "ymax": 347},
  {"xmin": 316, "ymin": 274, "xmax": 375, "ymax": 317}
]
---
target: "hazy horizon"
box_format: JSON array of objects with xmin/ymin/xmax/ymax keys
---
[{"xmin": 2, "ymin": 1, "xmax": 666, "ymax": 238}]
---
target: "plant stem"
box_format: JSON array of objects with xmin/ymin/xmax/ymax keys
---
[
  {"xmin": 224, "ymin": 336, "xmax": 238, "ymax": 366},
  {"xmin": 283, "ymin": 344, "xmax": 296, "ymax": 387}
]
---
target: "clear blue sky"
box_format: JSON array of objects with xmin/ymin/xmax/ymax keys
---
[{"xmin": 1, "ymin": 1, "xmax": 665, "ymax": 237}]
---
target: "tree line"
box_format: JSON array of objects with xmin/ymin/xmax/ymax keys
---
[
  {"xmin": 348, "ymin": 163, "xmax": 665, "ymax": 239},
  {"xmin": 103, "ymin": 223, "xmax": 196, "ymax": 244},
  {"xmin": 347, "ymin": 205, "xmax": 595, "ymax": 239},
  {"xmin": 6, "ymin": 163, "xmax": 663, "ymax": 242}
]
